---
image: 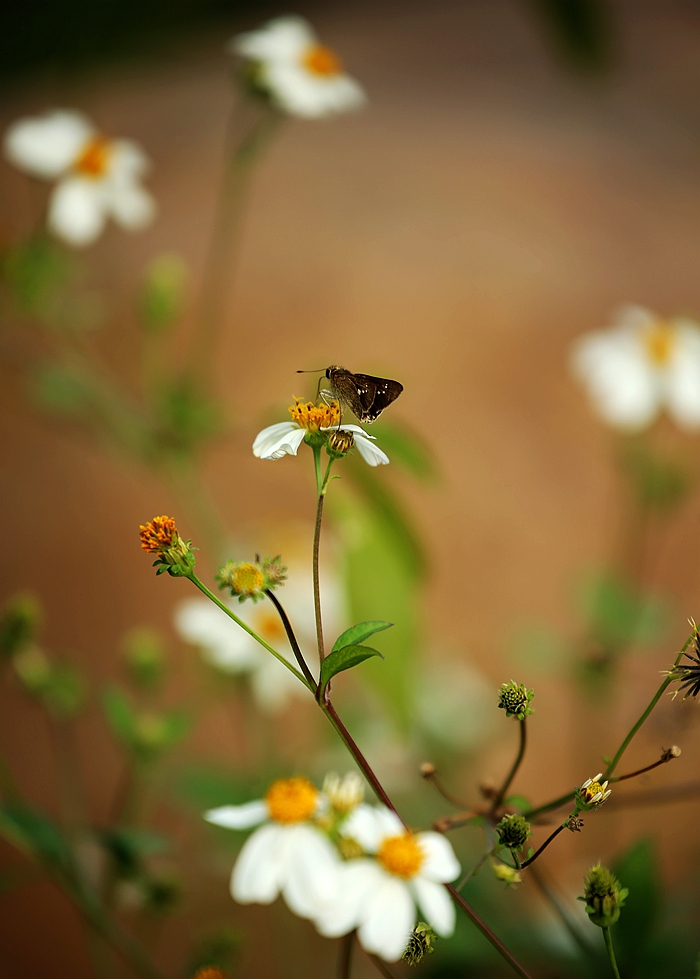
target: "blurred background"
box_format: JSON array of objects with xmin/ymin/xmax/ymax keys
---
[{"xmin": 1, "ymin": 1, "xmax": 700, "ymax": 976}]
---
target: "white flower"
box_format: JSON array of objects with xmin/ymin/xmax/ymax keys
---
[
  {"xmin": 314, "ymin": 805, "xmax": 460, "ymax": 961},
  {"xmin": 205, "ymin": 776, "xmax": 340, "ymax": 918},
  {"xmin": 571, "ymin": 304, "xmax": 700, "ymax": 431},
  {"xmin": 254, "ymin": 420, "xmax": 389, "ymax": 466},
  {"xmin": 229, "ymin": 16, "xmax": 366, "ymax": 119},
  {"xmin": 3, "ymin": 109, "xmax": 156, "ymax": 247},
  {"xmin": 174, "ymin": 561, "xmax": 343, "ymax": 711}
]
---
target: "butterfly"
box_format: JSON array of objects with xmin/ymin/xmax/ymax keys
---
[{"xmin": 325, "ymin": 365, "xmax": 403, "ymax": 423}]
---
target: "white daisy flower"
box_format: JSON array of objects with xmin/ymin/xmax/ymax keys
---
[
  {"xmin": 229, "ymin": 16, "xmax": 366, "ymax": 119},
  {"xmin": 571, "ymin": 304, "xmax": 700, "ymax": 431},
  {"xmin": 174, "ymin": 562, "xmax": 342, "ymax": 711},
  {"xmin": 205, "ymin": 776, "xmax": 340, "ymax": 918},
  {"xmin": 253, "ymin": 397, "xmax": 389, "ymax": 466},
  {"xmin": 3, "ymin": 109, "xmax": 156, "ymax": 247},
  {"xmin": 314, "ymin": 805, "xmax": 461, "ymax": 962}
]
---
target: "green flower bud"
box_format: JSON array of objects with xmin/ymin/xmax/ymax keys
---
[
  {"xmin": 579, "ymin": 863, "xmax": 628, "ymax": 928},
  {"xmin": 498, "ymin": 680, "xmax": 534, "ymax": 720},
  {"xmin": 326, "ymin": 429, "xmax": 355, "ymax": 459},
  {"xmin": 402, "ymin": 923, "xmax": 437, "ymax": 966},
  {"xmin": 496, "ymin": 813, "xmax": 532, "ymax": 852},
  {"xmin": 216, "ymin": 556, "xmax": 286, "ymax": 602}
]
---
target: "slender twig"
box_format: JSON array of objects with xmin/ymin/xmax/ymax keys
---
[
  {"xmin": 338, "ymin": 931, "xmax": 355, "ymax": 979},
  {"xmin": 520, "ymin": 823, "xmax": 567, "ymax": 870},
  {"xmin": 433, "ymin": 811, "xmax": 477, "ymax": 833},
  {"xmin": 265, "ymin": 590, "xmax": 316, "ymax": 688},
  {"xmin": 492, "ymin": 718, "xmax": 527, "ymax": 814},
  {"xmin": 604, "ymin": 778, "xmax": 700, "ymax": 809},
  {"xmin": 455, "ymin": 849, "xmax": 494, "ymax": 891},
  {"xmin": 312, "ymin": 452, "xmax": 334, "ymax": 674},
  {"xmin": 421, "ymin": 765, "xmax": 471, "ymax": 810},
  {"xmin": 446, "ymin": 885, "xmax": 535, "ymax": 979},
  {"xmin": 610, "ymin": 746, "xmax": 680, "ymax": 783},
  {"xmin": 603, "ymin": 927, "xmax": 622, "ymax": 979},
  {"xmin": 323, "ymin": 702, "xmax": 396, "ymax": 813}
]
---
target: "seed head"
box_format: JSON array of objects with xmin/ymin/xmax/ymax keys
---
[
  {"xmin": 498, "ymin": 680, "xmax": 534, "ymax": 720},
  {"xmin": 579, "ymin": 863, "xmax": 628, "ymax": 928},
  {"xmin": 496, "ymin": 813, "xmax": 532, "ymax": 852},
  {"xmin": 402, "ymin": 923, "xmax": 437, "ymax": 966}
]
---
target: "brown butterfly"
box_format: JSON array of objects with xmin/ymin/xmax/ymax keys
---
[{"xmin": 325, "ymin": 365, "xmax": 403, "ymax": 423}]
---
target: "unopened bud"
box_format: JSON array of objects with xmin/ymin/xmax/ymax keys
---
[{"xmin": 579, "ymin": 863, "xmax": 628, "ymax": 928}]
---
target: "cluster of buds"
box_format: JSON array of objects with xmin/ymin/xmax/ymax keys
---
[
  {"xmin": 497, "ymin": 680, "xmax": 535, "ymax": 720},
  {"xmin": 496, "ymin": 813, "xmax": 532, "ymax": 852},
  {"xmin": 667, "ymin": 632, "xmax": 700, "ymax": 700},
  {"xmin": 402, "ymin": 923, "xmax": 437, "ymax": 966},
  {"xmin": 575, "ymin": 773, "xmax": 612, "ymax": 812},
  {"xmin": 139, "ymin": 516, "xmax": 195, "ymax": 577},
  {"xmin": 579, "ymin": 863, "xmax": 628, "ymax": 928},
  {"xmin": 216, "ymin": 555, "xmax": 287, "ymax": 603}
]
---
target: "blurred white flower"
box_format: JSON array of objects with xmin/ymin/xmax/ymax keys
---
[
  {"xmin": 571, "ymin": 305, "xmax": 700, "ymax": 431},
  {"xmin": 204, "ymin": 776, "xmax": 340, "ymax": 917},
  {"xmin": 254, "ymin": 420, "xmax": 389, "ymax": 466},
  {"xmin": 3, "ymin": 109, "xmax": 156, "ymax": 247},
  {"xmin": 175, "ymin": 561, "xmax": 343, "ymax": 711},
  {"xmin": 314, "ymin": 805, "xmax": 460, "ymax": 961},
  {"xmin": 230, "ymin": 16, "xmax": 366, "ymax": 119}
]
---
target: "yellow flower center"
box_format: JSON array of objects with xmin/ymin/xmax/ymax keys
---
[
  {"xmin": 377, "ymin": 833, "xmax": 424, "ymax": 878},
  {"xmin": 302, "ymin": 44, "xmax": 343, "ymax": 77},
  {"xmin": 265, "ymin": 777, "xmax": 319, "ymax": 824},
  {"xmin": 644, "ymin": 320, "xmax": 676, "ymax": 365},
  {"xmin": 75, "ymin": 136, "xmax": 112, "ymax": 178},
  {"xmin": 289, "ymin": 397, "xmax": 341, "ymax": 432},
  {"xmin": 583, "ymin": 780, "xmax": 605, "ymax": 803},
  {"xmin": 255, "ymin": 610, "xmax": 286, "ymax": 642},
  {"xmin": 230, "ymin": 563, "xmax": 265, "ymax": 595},
  {"xmin": 139, "ymin": 515, "xmax": 177, "ymax": 553}
]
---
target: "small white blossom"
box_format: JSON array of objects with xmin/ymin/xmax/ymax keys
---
[
  {"xmin": 314, "ymin": 805, "xmax": 460, "ymax": 961},
  {"xmin": 3, "ymin": 109, "xmax": 156, "ymax": 247},
  {"xmin": 205, "ymin": 777, "xmax": 340, "ymax": 918},
  {"xmin": 253, "ymin": 420, "xmax": 389, "ymax": 466},
  {"xmin": 571, "ymin": 304, "xmax": 700, "ymax": 431},
  {"xmin": 230, "ymin": 16, "xmax": 365, "ymax": 119}
]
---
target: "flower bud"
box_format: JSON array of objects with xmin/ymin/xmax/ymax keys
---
[
  {"xmin": 496, "ymin": 813, "xmax": 532, "ymax": 852},
  {"xmin": 579, "ymin": 863, "xmax": 628, "ymax": 928},
  {"xmin": 326, "ymin": 429, "xmax": 355, "ymax": 459},
  {"xmin": 575, "ymin": 773, "xmax": 612, "ymax": 811},
  {"xmin": 216, "ymin": 556, "xmax": 286, "ymax": 602},
  {"xmin": 491, "ymin": 861, "xmax": 522, "ymax": 887},
  {"xmin": 497, "ymin": 680, "xmax": 534, "ymax": 720},
  {"xmin": 139, "ymin": 516, "xmax": 195, "ymax": 577}
]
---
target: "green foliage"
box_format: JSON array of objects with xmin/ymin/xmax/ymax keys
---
[
  {"xmin": 611, "ymin": 839, "xmax": 661, "ymax": 970},
  {"xmin": 2, "ymin": 238, "xmax": 73, "ymax": 318},
  {"xmin": 138, "ymin": 253, "xmax": 188, "ymax": 333},
  {"xmin": 122, "ymin": 627, "xmax": 166, "ymax": 689},
  {"xmin": 40, "ymin": 663, "xmax": 85, "ymax": 718},
  {"xmin": 102, "ymin": 686, "xmax": 189, "ymax": 761},
  {"xmin": 0, "ymin": 803, "xmax": 70, "ymax": 871},
  {"xmin": 578, "ymin": 570, "xmax": 668, "ymax": 651},
  {"xmin": 150, "ymin": 376, "xmax": 222, "ymax": 462},
  {"xmin": 99, "ymin": 827, "xmax": 169, "ymax": 878},
  {"xmin": 620, "ymin": 440, "xmax": 692, "ymax": 513},
  {"xmin": 319, "ymin": 643, "xmax": 384, "ymax": 697},
  {"xmin": 368, "ymin": 419, "xmax": 438, "ymax": 483},
  {"xmin": 0, "ymin": 593, "xmax": 41, "ymax": 658},
  {"xmin": 331, "ymin": 621, "xmax": 393, "ymax": 653}
]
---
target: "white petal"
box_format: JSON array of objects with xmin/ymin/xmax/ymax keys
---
[
  {"xmin": 48, "ymin": 177, "xmax": 106, "ymax": 247},
  {"xmin": 263, "ymin": 62, "xmax": 366, "ymax": 119},
  {"xmin": 341, "ymin": 805, "xmax": 403, "ymax": 851},
  {"xmin": 412, "ymin": 876, "xmax": 455, "ymax": 936},
  {"xmin": 357, "ymin": 876, "xmax": 415, "ymax": 961},
  {"xmin": 280, "ymin": 825, "xmax": 340, "ymax": 919},
  {"xmin": 417, "ymin": 832, "xmax": 461, "ymax": 883},
  {"xmin": 174, "ymin": 598, "xmax": 262, "ymax": 672},
  {"xmin": 314, "ymin": 860, "xmax": 383, "ymax": 937},
  {"xmin": 109, "ymin": 138, "xmax": 151, "ymax": 179},
  {"xmin": 108, "ymin": 181, "xmax": 156, "ymax": 231},
  {"xmin": 353, "ymin": 433, "xmax": 390, "ymax": 466},
  {"xmin": 252, "ymin": 422, "xmax": 306, "ymax": 459},
  {"xmin": 231, "ymin": 823, "xmax": 284, "ymax": 904},
  {"xmin": 204, "ymin": 800, "xmax": 268, "ymax": 829},
  {"xmin": 665, "ymin": 322, "xmax": 700, "ymax": 429},
  {"xmin": 4, "ymin": 110, "xmax": 94, "ymax": 178},
  {"xmin": 230, "ymin": 16, "xmax": 314, "ymax": 62},
  {"xmin": 571, "ymin": 328, "xmax": 661, "ymax": 430}
]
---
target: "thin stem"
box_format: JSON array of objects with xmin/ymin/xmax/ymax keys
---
[
  {"xmin": 523, "ymin": 790, "xmax": 576, "ymax": 822},
  {"xmin": 456, "ymin": 849, "xmax": 494, "ymax": 891},
  {"xmin": 265, "ymin": 590, "xmax": 317, "ymax": 688},
  {"xmin": 603, "ymin": 927, "xmax": 622, "ymax": 979},
  {"xmin": 323, "ymin": 702, "xmax": 396, "ymax": 812},
  {"xmin": 422, "ymin": 766, "xmax": 471, "ymax": 810},
  {"xmin": 520, "ymin": 822, "xmax": 568, "ymax": 869},
  {"xmin": 188, "ymin": 574, "xmax": 311, "ymax": 690},
  {"xmin": 446, "ymin": 885, "xmax": 535, "ymax": 979},
  {"xmin": 433, "ymin": 811, "xmax": 477, "ymax": 834},
  {"xmin": 312, "ymin": 454, "xmax": 334, "ymax": 674},
  {"xmin": 610, "ymin": 748, "xmax": 680, "ymax": 784},
  {"xmin": 492, "ymin": 718, "xmax": 527, "ymax": 814},
  {"xmin": 338, "ymin": 931, "xmax": 355, "ymax": 979}
]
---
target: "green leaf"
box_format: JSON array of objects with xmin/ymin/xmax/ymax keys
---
[
  {"xmin": 320, "ymin": 644, "xmax": 383, "ymax": 695},
  {"xmin": 102, "ymin": 687, "xmax": 137, "ymax": 744},
  {"xmin": 331, "ymin": 620, "xmax": 393, "ymax": 654},
  {"xmin": 577, "ymin": 571, "xmax": 669, "ymax": 650},
  {"xmin": 367, "ymin": 419, "xmax": 439, "ymax": 482},
  {"xmin": 0, "ymin": 803, "xmax": 70, "ymax": 870}
]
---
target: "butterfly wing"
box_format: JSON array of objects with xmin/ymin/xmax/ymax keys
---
[{"xmin": 352, "ymin": 373, "xmax": 403, "ymax": 422}]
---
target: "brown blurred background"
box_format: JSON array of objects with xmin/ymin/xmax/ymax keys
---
[{"xmin": 2, "ymin": 1, "xmax": 700, "ymax": 976}]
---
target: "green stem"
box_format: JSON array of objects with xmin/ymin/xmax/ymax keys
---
[
  {"xmin": 492, "ymin": 718, "xmax": 527, "ymax": 813},
  {"xmin": 188, "ymin": 574, "xmax": 311, "ymax": 690},
  {"xmin": 520, "ymin": 820, "xmax": 570, "ymax": 869},
  {"xmin": 603, "ymin": 926, "xmax": 622, "ymax": 979},
  {"xmin": 312, "ymin": 453, "xmax": 334, "ymax": 675}
]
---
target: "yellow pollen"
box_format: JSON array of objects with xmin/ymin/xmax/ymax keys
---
[
  {"xmin": 265, "ymin": 777, "xmax": 319, "ymax": 824},
  {"xmin": 583, "ymin": 780, "xmax": 604, "ymax": 802},
  {"xmin": 231, "ymin": 563, "xmax": 265, "ymax": 595},
  {"xmin": 256, "ymin": 610, "xmax": 286, "ymax": 642},
  {"xmin": 75, "ymin": 136, "xmax": 112, "ymax": 178},
  {"xmin": 377, "ymin": 833, "xmax": 424, "ymax": 879},
  {"xmin": 302, "ymin": 43, "xmax": 343, "ymax": 77},
  {"xmin": 644, "ymin": 321, "xmax": 675, "ymax": 365},
  {"xmin": 289, "ymin": 397, "xmax": 341, "ymax": 432}
]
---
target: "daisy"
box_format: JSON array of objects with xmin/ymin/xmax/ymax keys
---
[
  {"xmin": 314, "ymin": 805, "xmax": 460, "ymax": 961},
  {"xmin": 3, "ymin": 109, "xmax": 156, "ymax": 247},
  {"xmin": 253, "ymin": 396, "xmax": 389, "ymax": 466},
  {"xmin": 174, "ymin": 561, "xmax": 343, "ymax": 711},
  {"xmin": 204, "ymin": 777, "xmax": 340, "ymax": 918},
  {"xmin": 229, "ymin": 16, "xmax": 366, "ymax": 119},
  {"xmin": 571, "ymin": 304, "xmax": 700, "ymax": 431}
]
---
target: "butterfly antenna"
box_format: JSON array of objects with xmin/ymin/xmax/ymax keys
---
[{"xmin": 296, "ymin": 369, "xmax": 325, "ymax": 373}]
